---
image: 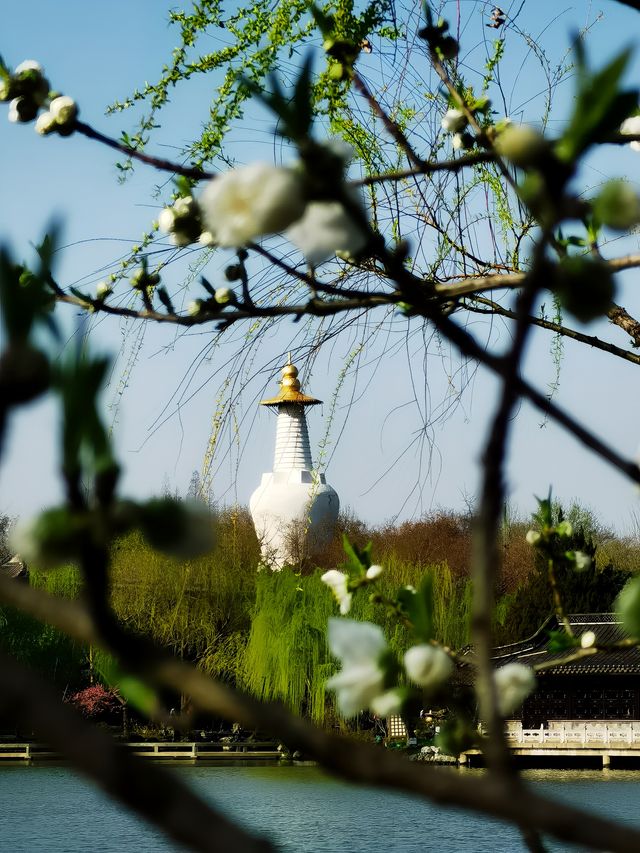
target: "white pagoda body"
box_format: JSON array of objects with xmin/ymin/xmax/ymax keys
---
[{"xmin": 249, "ymin": 360, "xmax": 339, "ymax": 569}]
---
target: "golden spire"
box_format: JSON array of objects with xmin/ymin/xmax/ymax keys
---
[{"xmin": 259, "ymin": 360, "xmax": 322, "ymax": 407}]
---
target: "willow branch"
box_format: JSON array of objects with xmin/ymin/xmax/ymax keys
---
[{"xmin": 350, "ymin": 72, "xmax": 425, "ymax": 168}]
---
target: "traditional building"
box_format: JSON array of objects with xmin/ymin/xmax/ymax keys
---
[
  {"xmin": 249, "ymin": 359, "xmax": 339, "ymax": 569},
  {"xmin": 487, "ymin": 614, "xmax": 640, "ymax": 766}
]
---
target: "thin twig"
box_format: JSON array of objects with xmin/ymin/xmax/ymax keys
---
[{"xmin": 74, "ymin": 121, "xmax": 215, "ymax": 181}]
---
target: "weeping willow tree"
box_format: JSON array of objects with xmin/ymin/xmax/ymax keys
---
[
  {"xmin": 0, "ymin": 565, "xmax": 85, "ymax": 689},
  {"xmin": 241, "ymin": 558, "xmax": 471, "ymax": 723},
  {"xmin": 109, "ymin": 507, "xmax": 259, "ymax": 680}
]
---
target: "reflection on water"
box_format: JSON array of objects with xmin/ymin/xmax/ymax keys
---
[{"xmin": 1, "ymin": 765, "xmax": 639, "ymax": 852}]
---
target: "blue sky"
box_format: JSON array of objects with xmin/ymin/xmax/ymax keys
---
[{"xmin": 2, "ymin": 1, "xmax": 640, "ymax": 533}]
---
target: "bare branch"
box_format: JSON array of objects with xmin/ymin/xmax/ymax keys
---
[
  {"xmin": 74, "ymin": 120, "xmax": 215, "ymax": 181},
  {"xmin": 467, "ymin": 297, "xmax": 640, "ymax": 366}
]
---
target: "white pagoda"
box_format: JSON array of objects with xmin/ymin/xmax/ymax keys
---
[{"xmin": 249, "ymin": 359, "xmax": 339, "ymax": 569}]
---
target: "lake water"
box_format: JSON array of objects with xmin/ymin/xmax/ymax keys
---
[{"xmin": 1, "ymin": 764, "xmax": 639, "ymax": 852}]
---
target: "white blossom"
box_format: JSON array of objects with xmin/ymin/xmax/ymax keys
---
[
  {"xmin": 326, "ymin": 618, "xmax": 388, "ymax": 716},
  {"xmin": 573, "ymin": 551, "xmax": 591, "ymax": 571},
  {"xmin": 287, "ymin": 198, "xmax": 368, "ymax": 267},
  {"xmin": 580, "ymin": 630, "xmax": 596, "ymax": 649},
  {"xmin": 15, "ymin": 60, "xmax": 43, "ymax": 75},
  {"xmin": 371, "ymin": 688, "xmax": 404, "ymax": 717},
  {"xmin": 441, "ymin": 108, "xmax": 466, "ymax": 133},
  {"xmin": 34, "ymin": 111, "xmax": 56, "ymax": 135},
  {"xmin": 404, "ymin": 644, "xmax": 453, "ymax": 689},
  {"xmin": 366, "ymin": 564, "xmax": 383, "ymax": 580},
  {"xmin": 452, "ymin": 133, "xmax": 465, "ymax": 151},
  {"xmin": 621, "ymin": 115, "xmax": 640, "ymax": 152},
  {"xmin": 96, "ymin": 281, "xmax": 112, "ymax": 300},
  {"xmin": 174, "ymin": 195, "xmax": 197, "ymax": 217},
  {"xmin": 214, "ymin": 287, "xmax": 233, "ymax": 305},
  {"xmin": 199, "ymin": 230, "xmax": 216, "ymax": 246},
  {"xmin": 494, "ymin": 663, "xmax": 536, "ymax": 716},
  {"xmin": 158, "ymin": 207, "xmax": 176, "ymax": 233},
  {"xmin": 187, "ymin": 300, "xmax": 203, "ymax": 317},
  {"xmin": 49, "ymin": 95, "xmax": 77, "ymax": 125},
  {"xmin": 7, "ymin": 99, "xmax": 20, "ymax": 123},
  {"xmin": 494, "ymin": 124, "xmax": 544, "ymax": 165},
  {"xmin": 200, "ymin": 163, "xmax": 306, "ymax": 247},
  {"xmin": 525, "ymin": 529, "xmax": 541, "ymax": 546},
  {"xmin": 321, "ymin": 569, "xmax": 352, "ymax": 615}
]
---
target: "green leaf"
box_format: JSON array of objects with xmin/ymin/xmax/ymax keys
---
[
  {"xmin": 397, "ymin": 574, "xmax": 434, "ymax": 642},
  {"xmin": 116, "ymin": 676, "xmax": 159, "ymax": 717},
  {"xmin": 342, "ymin": 534, "xmax": 372, "ymax": 572},
  {"xmin": 98, "ymin": 657, "xmax": 159, "ymax": 717},
  {"xmin": 546, "ymin": 629, "xmax": 578, "ymax": 652},
  {"xmin": 556, "ymin": 47, "xmax": 637, "ymax": 162}
]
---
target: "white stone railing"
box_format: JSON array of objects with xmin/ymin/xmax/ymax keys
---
[{"xmin": 506, "ymin": 720, "xmax": 640, "ymax": 747}]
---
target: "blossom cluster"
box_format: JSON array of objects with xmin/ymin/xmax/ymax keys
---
[
  {"xmin": 157, "ymin": 148, "xmax": 369, "ymax": 269},
  {"xmin": 326, "ymin": 618, "xmax": 455, "ymax": 717},
  {"xmin": 1, "ymin": 60, "xmax": 77, "ymax": 135},
  {"xmin": 326, "ymin": 616, "xmax": 535, "ymax": 721}
]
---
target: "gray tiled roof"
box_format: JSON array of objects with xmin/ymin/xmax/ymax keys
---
[{"xmin": 492, "ymin": 614, "xmax": 640, "ymax": 675}]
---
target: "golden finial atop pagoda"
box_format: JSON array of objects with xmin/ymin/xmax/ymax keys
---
[{"xmin": 259, "ymin": 357, "xmax": 322, "ymax": 407}]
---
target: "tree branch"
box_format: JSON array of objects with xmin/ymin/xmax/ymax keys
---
[{"xmin": 74, "ymin": 121, "xmax": 215, "ymax": 181}]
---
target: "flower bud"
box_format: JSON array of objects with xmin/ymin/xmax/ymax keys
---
[
  {"xmin": 8, "ymin": 96, "xmax": 38, "ymax": 123},
  {"xmin": 494, "ymin": 124, "xmax": 545, "ymax": 166},
  {"xmin": 187, "ymin": 299, "xmax": 203, "ymax": 317},
  {"xmin": 580, "ymin": 630, "xmax": 596, "ymax": 649},
  {"xmin": 366, "ymin": 564, "xmax": 383, "ymax": 580},
  {"xmin": 49, "ymin": 95, "xmax": 78, "ymax": 127},
  {"xmin": 199, "ymin": 231, "xmax": 216, "ymax": 246},
  {"xmin": 370, "ymin": 688, "xmax": 404, "ymax": 717},
  {"xmin": 215, "ymin": 287, "xmax": 233, "ymax": 305},
  {"xmin": 593, "ymin": 180, "xmax": 640, "ymax": 231},
  {"xmin": 494, "ymin": 663, "xmax": 536, "ymax": 716},
  {"xmin": 137, "ymin": 498, "xmax": 217, "ymax": 559},
  {"xmin": 321, "ymin": 569, "xmax": 352, "ymax": 615},
  {"xmin": 35, "ymin": 111, "xmax": 56, "ymax": 135},
  {"xmin": 14, "ymin": 60, "xmax": 43, "ymax": 76},
  {"xmin": 572, "ymin": 550, "xmax": 591, "ymax": 572},
  {"xmin": 620, "ymin": 115, "xmax": 640, "ymax": 153},
  {"xmin": 554, "ymin": 257, "xmax": 615, "ymax": 324},
  {"xmin": 441, "ymin": 108, "xmax": 466, "ymax": 133},
  {"xmin": 158, "ymin": 207, "xmax": 176, "ymax": 233},
  {"xmin": 404, "ymin": 644, "xmax": 453, "ymax": 689},
  {"xmin": 525, "ymin": 529, "xmax": 541, "ymax": 546},
  {"xmin": 96, "ymin": 281, "xmax": 113, "ymax": 300}
]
